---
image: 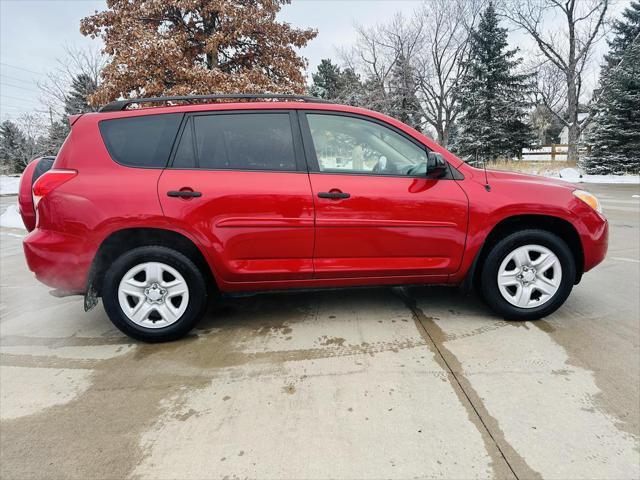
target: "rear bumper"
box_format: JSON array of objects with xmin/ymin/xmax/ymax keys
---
[{"xmin": 23, "ymin": 228, "xmax": 93, "ymax": 293}]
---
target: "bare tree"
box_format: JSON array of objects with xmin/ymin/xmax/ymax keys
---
[
  {"xmin": 503, "ymin": 0, "xmax": 609, "ymax": 163},
  {"xmin": 415, "ymin": 0, "xmax": 482, "ymax": 146},
  {"xmin": 341, "ymin": 13, "xmax": 424, "ymax": 115},
  {"xmin": 14, "ymin": 113, "xmax": 47, "ymax": 170},
  {"xmin": 38, "ymin": 45, "xmax": 105, "ymax": 119},
  {"xmin": 341, "ymin": 2, "xmax": 481, "ymax": 147}
]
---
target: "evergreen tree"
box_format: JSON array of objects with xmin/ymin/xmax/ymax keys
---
[
  {"xmin": 336, "ymin": 67, "xmax": 364, "ymax": 106},
  {"xmin": 581, "ymin": 3, "xmax": 640, "ymax": 175},
  {"xmin": 388, "ymin": 54, "xmax": 422, "ymax": 131},
  {"xmin": 454, "ymin": 3, "xmax": 534, "ymax": 163},
  {"xmin": 37, "ymin": 73, "xmax": 100, "ymax": 158},
  {"xmin": 0, "ymin": 121, "xmax": 30, "ymax": 173},
  {"xmin": 310, "ymin": 59, "xmax": 343, "ymax": 100},
  {"xmin": 309, "ymin": 59, "xmax": 364, "ymax": 107},
  {"xmin": 38, "ymin": 121, "xmax": 70, "ymax": 157},
  {"xmin": 601, "ymin": 1, "xmax": 640, "ymax": 77},
  {"xmin": 64, "ymin": 73, "xmax": 98, "ymax": 115}
]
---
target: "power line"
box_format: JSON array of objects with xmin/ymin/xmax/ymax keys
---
[
  {"xmin": 0, "ymin": 73, "xmax": 38, "ymax": 84},
  {"xmin": 0, "ymin": 105, "xmax": 50, "ymax": 114},
  {"xmin": 0, "ymin": 62, "xmax": 46, "ymax": 77},
  {"xmin": 0, "ymin": 81, "xmax": 40, "ymax": 93},
  {"xmin": 1, "ymin": 103, "xmax": 45, "ymax": 110},
  {"xmin": 0, "ymin": 94, "xmax": 40, "ymax": 104}
]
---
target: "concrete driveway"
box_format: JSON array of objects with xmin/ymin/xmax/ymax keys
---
[{"xmin": 1, "ymin": 184, "xmax": 638, "ymax": 479}]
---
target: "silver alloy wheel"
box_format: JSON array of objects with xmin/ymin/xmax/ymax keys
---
[
  {"xmin": 497, "ymin": 244, "xmax": 562, "ymax": 309},
  {"xmin": 117, "ymin": 262, "xmax": 189, "ymax": 329}
]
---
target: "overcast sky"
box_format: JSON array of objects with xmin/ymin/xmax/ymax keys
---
[{"xmin": 0, "ymin": 0, "xmax": 630, "ymax": 123}]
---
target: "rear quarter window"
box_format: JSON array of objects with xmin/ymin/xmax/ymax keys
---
[{"xmin": 99, "ymin": 113, "xmax": 183, "ymax": 168}]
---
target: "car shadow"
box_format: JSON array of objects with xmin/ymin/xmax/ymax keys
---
[{"xmin": 195, "ymin": 285, "xmax": 494, "ymax": 334}]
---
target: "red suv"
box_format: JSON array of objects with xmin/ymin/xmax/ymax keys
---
[{"xmin": 18, "ymin": 94, "xmax": 608, "ymax": 342}]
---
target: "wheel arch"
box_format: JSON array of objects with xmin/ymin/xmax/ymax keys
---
[
  {"xmin": 467, "ymin": 214, "xmax": 584, "ymax": 291},
  {"xmin": 88, "ymin": 227, "xmax": 217, "ymax": 297}
]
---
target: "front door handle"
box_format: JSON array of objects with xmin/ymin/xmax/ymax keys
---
[
  {"xmin": 167, "ymin": 190, "xmax": 202, "ymax": 198},
  {"xmin": 318, "ymin": 191, "xmax": 350, "ymax": 199}
]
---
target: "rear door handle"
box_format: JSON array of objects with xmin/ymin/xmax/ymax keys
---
[
  {"xmin": 167, "ymin": 190, "xmax": 202, "ymax": 198},
  {"xmin": 318, "ymin": 191, "xmax": 350, "ymax": 199}
]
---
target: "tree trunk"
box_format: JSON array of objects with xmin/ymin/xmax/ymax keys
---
[
  {"xmin": 566, "ymin": 70, "xmax": 579, "ymax": 165},
  {"xmin": 436, "ymin": 126, "xmax": 446, "ymax": 146},
  {"xmin": 440, "ymin": 127, "xmax": 449, "ymax": 148}
]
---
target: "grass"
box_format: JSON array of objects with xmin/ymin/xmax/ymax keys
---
[{"xmin": 485, "ymin": 160, "xmax": 575, "ymax": 176}]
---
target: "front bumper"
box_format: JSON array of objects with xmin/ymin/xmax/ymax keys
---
[{"xmin": 580, "ymin": 212, "xmax": 608, "ymax": 273}]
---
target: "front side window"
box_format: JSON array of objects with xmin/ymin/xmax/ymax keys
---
[
  {"xmin": 99, "ymin": 113, "xmax": 183, "ymax": 168},
  {"xmin": 306, "ymin": 113, "xmax": 428, "ymax": 176},
  {"xmin": 172, "ymin": 113, "xmax": 297, "ymax": 171}
]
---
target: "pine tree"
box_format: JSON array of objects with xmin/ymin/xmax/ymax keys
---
[
  {"xmin": 310, "ymin": 59, "xmax": 343, "ymax": 100},
  {"xmin": 34, "ymin": 73, "xmax": 100, "ymax": 158},
  {"xmin": 454, "ymin": 3, "xmax": 534, "ymax": 163},
  {"xmin": 601, "ymin": 1, "xmax": 640, "ymax": 77},
  {"xmin": 336, "ymin": 68, "xmax": 363, "ymax": 104},
  {"xmin": 388, "ymin": 54, "xmax": 422, "ymax": 131},
  {"xmin": 0, "ymin": 121, "xmax": 30, "ymax": 173},
  {"xmin": 309, "ymin": 59, "xmax": 364, "ymax": 107},
  {"xmin": 38, "ymin": 121, "xmax": 70, "ymax": 157},
  {"xmin": 581, "ymin": 5, "xmax": 640, "ymax": 176},
  {"xmin": 65, "ymin": 73, "xmax": 98, "ymax": 115}
]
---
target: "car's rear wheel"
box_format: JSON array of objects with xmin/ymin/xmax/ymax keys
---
[
  {"xmin": 480, "ymin": 229, "xmax": 576, "ymax": 321},
  {"xmin": 102, "ymin": 246, "xmax": 207, "ymax": 342}
]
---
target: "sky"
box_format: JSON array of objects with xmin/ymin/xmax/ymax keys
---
[{"xmin": 0, "ymin": 0, "xmax": 631, "ymax": 123}]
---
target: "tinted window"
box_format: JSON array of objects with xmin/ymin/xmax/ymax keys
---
[
  {"xmin": 306, "ymin": 114, "xmax": 428, "ymax": 176},
  {"xmin": 99, "ymin": 113, "xmax": 182, "ymax": 168},
  {"xmin": 183, "ymin": 113, "xmax": 296, "ymax": 171}
]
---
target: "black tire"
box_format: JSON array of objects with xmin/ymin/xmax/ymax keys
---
[
  {"xmin": 102, "ymin": 246, "xmax": 208, "ymax": 342},
  {"xmin": 480, "ymin": 229, "xmax": 576, "ymax": 321}
]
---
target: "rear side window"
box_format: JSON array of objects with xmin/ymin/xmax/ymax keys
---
[
  {"xmin": 99, "ymin": 113, "xmax": 183, "ymax": 168},
  {"xmin": 171, "ymin": 113, "xmax": 297, "ymax": 171}
]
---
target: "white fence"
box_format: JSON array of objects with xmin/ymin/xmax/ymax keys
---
[{"xmin": 520, "ymin": 144, "xmax": 569, "ymax": 161}]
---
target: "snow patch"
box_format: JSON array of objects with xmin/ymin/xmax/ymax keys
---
[
  {"xmin": 0, "ymin": 204, "xmax": 25, "ymax": 229},
  {"xmin": 549, "ymin": 168, "xmax": 639, "ymax": 184},
  {"xmin": 0, "ymin": 175, "xmax": 21, "ymax": 195},
  {"xmin": 558, "ymin": 167, "xmax": 581, "ymax": 179}
]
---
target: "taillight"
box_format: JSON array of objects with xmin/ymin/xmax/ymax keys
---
[{"xmin": 32, "ymin": 169, "xmax": 77, "ymax": 208}]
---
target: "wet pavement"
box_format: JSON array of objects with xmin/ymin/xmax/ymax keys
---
[{"xmin": 1, "ymin": 184, "xmax": 639, "ymax": 479}]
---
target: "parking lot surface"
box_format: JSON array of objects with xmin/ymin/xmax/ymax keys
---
[{"xmin": 1, "ymin": 183, "xmax": 639, "ymax": 479}]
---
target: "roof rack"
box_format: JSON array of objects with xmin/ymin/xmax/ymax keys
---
[{"xmin": 99, "ymin": 93, "xmax": 333, "ymax": 112}]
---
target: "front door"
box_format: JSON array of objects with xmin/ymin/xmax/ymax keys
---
[
  {"xmin": 300, "ymin": 112, "xmax": 468, "ymax": 279},
  {"xmin": 159, "ymin": 110, "xmax": 314, "ymax": 284}
]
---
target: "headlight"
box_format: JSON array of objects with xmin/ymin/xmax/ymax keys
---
[{"xmin": 573, "ymin": 189, "xmax": 602, "ymax": 213}]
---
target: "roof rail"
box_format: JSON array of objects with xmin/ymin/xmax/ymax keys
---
[{"xmin": 99, "ymin": 93, "xmax": 333, "ymax": 112}]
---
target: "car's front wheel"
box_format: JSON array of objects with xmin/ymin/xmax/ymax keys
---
[
  {"xmin": 102, "ymin": 246, "xmax": 208, "ymax": 342},
  {"xmin": 480, "ymin": 229, "xmax": 576, "ymax": 321}
]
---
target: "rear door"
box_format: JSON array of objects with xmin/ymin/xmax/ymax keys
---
[
  {"xmin": 158, "ymin": 110, "xmax": 314, "ymax": 283},
  {"xmin": 300, "ymin": 111, "xmax": 468, "ymax": 279}
]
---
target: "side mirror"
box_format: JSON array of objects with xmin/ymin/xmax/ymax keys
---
[{"xmin": 427, "ymin": 152, "xmax": 447, "ymax": 178}]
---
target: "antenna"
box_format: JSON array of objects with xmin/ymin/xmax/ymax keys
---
[
  {"xmin": 476, "ymin": 148, "xmax": 491, "ymax": 192},
  {"xmin": 483, "ymin": 158, "xmax": 491, "ymax": 192}
]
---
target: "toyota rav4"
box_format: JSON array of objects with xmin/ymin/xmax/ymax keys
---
[{"xmin": 18, "ymin": 94, "xmax": 608, "ymax": 342}]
